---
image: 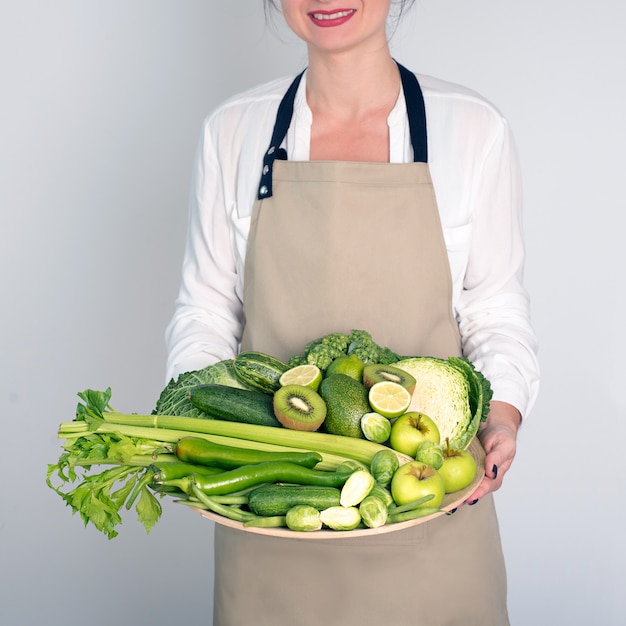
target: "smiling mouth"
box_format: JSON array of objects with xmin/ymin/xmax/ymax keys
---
[{"xmin": 309, "ymin": 9, "xmax": 356, "ymax": 21}]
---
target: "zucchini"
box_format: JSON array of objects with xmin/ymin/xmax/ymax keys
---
[
  {"xmin": 189, "ymin": 384, "xmax": 282, "ymax": 428},
  {"xmin": 233, "ymin": 351, "xmax": 290, "ymax": 393},
  {"xmin": 248, "ymin": 484, "xmax": 342, "ymax": 517}
]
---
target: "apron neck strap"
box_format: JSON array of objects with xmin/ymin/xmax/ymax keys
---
[
  {"xmin": 397, "ymin": 62, "xmax": 428, "ymax": 163},
  {"xmin": 257, "ymin": 62, "xmax": 427, "ymax": 200},
  {"xmin": 257, "ymin": 70, "xmax": 305, "ymax": 200}
]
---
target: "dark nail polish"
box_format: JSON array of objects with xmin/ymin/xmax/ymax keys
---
[
  {"xmin": 448, "ymin": 508, "xmax": 457, "ymax": 515},
  {"xmin": 492, "ymin": 464, "xmax": 498, "ymax": 479},
  {"xmin": 469, "ymin": 499, "xmax": 479, "ymax": 506}
]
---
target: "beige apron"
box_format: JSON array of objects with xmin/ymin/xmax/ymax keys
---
[{"xmin": 213, "ymin": 66, "xmax": 509, "ymax": 626}]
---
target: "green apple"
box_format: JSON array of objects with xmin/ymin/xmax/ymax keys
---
[
  {"xmin": 390, "ymin": 461, "xmax": 445, "ymax": 508},
  {"xmin": 389, "ymin": 412, "xmax": 440, "ymax": 457},
  {"xmin": 438, "ymin": 444, "xmax": 477, "ymax": 493}
]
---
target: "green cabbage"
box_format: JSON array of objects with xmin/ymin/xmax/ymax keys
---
[
  {"xmin": 395, "ymin": 356, "xmax": 493, "ymax": 450},
  {"xmin": 152, "ymin": 359, "xmax": 249, "ymax": 417}
]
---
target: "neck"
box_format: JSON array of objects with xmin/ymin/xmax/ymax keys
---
[{"xmin": 305, "ymin": 49, "xmax": 400, "ymax": 121}]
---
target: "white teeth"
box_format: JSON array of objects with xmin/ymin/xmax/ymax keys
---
[{"xmin": 312, "ymin": 10, "xmax": 354, "ymax": 20}]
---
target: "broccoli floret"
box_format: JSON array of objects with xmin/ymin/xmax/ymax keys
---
[
  {"xmin": 348, "ymin": 344, "xmax": 380, "ymax": 364},
  {"xmin": 288, "ymin": 354, "xmax": 307, "ymax": 368},
  {"xmin": 320, "ymin": 332, "xmax": 350, "ymax": 353},
  {"xmin": 345, "ymin": 330, "xmax": 400, "ymax": 365},
  {"xmin": 289, "ymin": 330, "xmax": 398, "ymax": 372},
  {"xmin": 304, "ymin": 337, "xmax": 323, "ymax": 353},
  {"xmin": 347, "ymin": 329, "xmax": 381, "ymax": 363},
  {"xmin": 348, "ymin": 329, "xmax": 372, "ymax": 344},
  {"xmin": 305, "ymin": 333, "xmax": 350, "ymax": 371},
  {"xmin": 377, "ymin": 346, "xmax": 401, "ymax": 365}
]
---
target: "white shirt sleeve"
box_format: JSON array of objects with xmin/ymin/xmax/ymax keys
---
[
  {"xmin": 452, "ymin": 116, "xmax": 540, "ymax": 418},
  {"xmin": 165, "ymin": 78, "xmax": 291, "ymax": 381},
  {"xmin": 164, "ymin": 117, "xmax": 245, "ymax": 380}
]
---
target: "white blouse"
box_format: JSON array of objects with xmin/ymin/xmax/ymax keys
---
[{"xmin": 165, "ymin": 71, "xmax": 540, "ymax": 418}]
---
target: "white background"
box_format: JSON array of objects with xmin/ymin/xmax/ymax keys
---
[{"xmin": 1, "ymin": 1, "xmax": 625, "ymax": 624}]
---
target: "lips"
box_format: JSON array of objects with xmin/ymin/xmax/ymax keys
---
[{"xmin": 307, "ymin": 8, "xmax": 356, "ymax": 27}]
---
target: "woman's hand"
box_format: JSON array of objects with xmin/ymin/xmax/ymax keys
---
[{"xmin": 464, "ymin": 400, "xmax": 521, "ymax": 505}]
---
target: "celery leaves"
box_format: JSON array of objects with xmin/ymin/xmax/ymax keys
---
[{"xmin": 47, "ymin": 390, "xmax": 166, "ymax": 539}]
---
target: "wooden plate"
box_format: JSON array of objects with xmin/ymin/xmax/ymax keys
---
[{"xmin": 192, "ymin": 437, "xmax": 485, "ymax": 539}]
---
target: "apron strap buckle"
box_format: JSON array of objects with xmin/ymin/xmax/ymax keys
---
[{"xmin": 258, "ymin": 146, "xmax": 287, "ymax": 199}]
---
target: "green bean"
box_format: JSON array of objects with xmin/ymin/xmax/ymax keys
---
[
  {"xmin": 244, "ymin": 516, "xmax": 288, "ymax": 529},
  {"xmin": 190, "ymin": 484, "xmax": 256, "ymax": 523},
  {"xmin": 387, "ymin": 506, "xmax": 442, "ymax": 524},
  {"xmin": 387, "ymin": 494, "xmax": 435, "ymax": 515}
]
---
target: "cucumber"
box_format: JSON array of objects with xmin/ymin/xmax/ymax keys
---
[
  {"xmin": 189, "ymin": 384, "xmax": 282, "ymax": 427},
  {"xmin": 233, "ymin": 351, "xmax": 290, "ymax": 394},
  {"xmin": 248, "ymin": 484, "xmax": 342, "ymax": 517}
]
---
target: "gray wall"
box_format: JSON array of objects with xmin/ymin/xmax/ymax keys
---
[{"xmin": 1, "ymin": 1, "xmax": 624, "ymax": 624}]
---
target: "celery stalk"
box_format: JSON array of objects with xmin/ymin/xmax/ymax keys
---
[
  {"xmin": 58, "ymin": 420, "xmax": 347, "ymax": 472},
  {"xmin": 98, "ymin": 411, "xmax": 397, "ymax": 466}
]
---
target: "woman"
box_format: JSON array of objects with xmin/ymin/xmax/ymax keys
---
[{"xmin": 166, "ymin": 1, "xmax": 540, "ymax": 624}]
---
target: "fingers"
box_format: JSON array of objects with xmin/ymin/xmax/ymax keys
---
[
  {"xmin": 465, "ymin": 434, "xmax": 514, "ymax": 503},
  {"xmin": 463, "ymin": 401, "xmax": 521, "ymax": 506},
  {"xmin": 465, "ymin": 467, "xmax": 500, "ymax": 503}
]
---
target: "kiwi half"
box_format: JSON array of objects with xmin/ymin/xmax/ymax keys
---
[
  {"xmin": 273, "ymin": 384, "xmax": 327, "ymax": 431},
  {"xmin": 362, "ymin": 364, "xmax": 417, "ymax": 395}
]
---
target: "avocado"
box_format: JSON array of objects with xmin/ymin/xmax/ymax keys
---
[{"xmin": 319, "ymin": 374, "xmax": 370, "ymax": 438}]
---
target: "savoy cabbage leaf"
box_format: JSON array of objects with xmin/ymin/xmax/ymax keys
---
[{"xmin": 152, "ymin": 359, "xmax": 248, "ymax": 417}]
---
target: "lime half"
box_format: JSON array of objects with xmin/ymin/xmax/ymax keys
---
[
  {"xmin": 368, "ymin": 381, "xmax": 411, "ymax": 418},
  {"xmin": 279, "ymin": 364, "xmax": 323, "ymax": 391}
]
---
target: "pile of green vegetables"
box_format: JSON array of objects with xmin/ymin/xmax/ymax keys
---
[{"xmin": 47, "ymin": 329, "xmax": 491, "ymax": 539}]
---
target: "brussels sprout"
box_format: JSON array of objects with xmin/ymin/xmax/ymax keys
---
[
  {"xmin": 320, "ymin": 506, "xmax": 362, "ymax": 531},
  {"xmin": 285, "ymin": 505, "xmax": 322, "ymax": 532},
  {"xmin": 369, "ymin": 483, "xmax": 395, "ymax": 508},
  {"xmin": 361, "ymin": 412, "xmax": 392, "ymax": 443},
  {"xmin": 415, "ymin": 440, "xmax": 444, "ymax": 469},
  {"xmin": 359, "ymin": 495, "xmax": 389, "ymax": 529},
  {"xmin": 337, "ymin": 459, "xmax": 369, "ymax": 475},
  {"xmin": 340, "ymin": 470, "xmax": 376, "ymax": 507},
  {"xmin": 369, "ymin": 449, "xmax": 400, "ymax": 488}
]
